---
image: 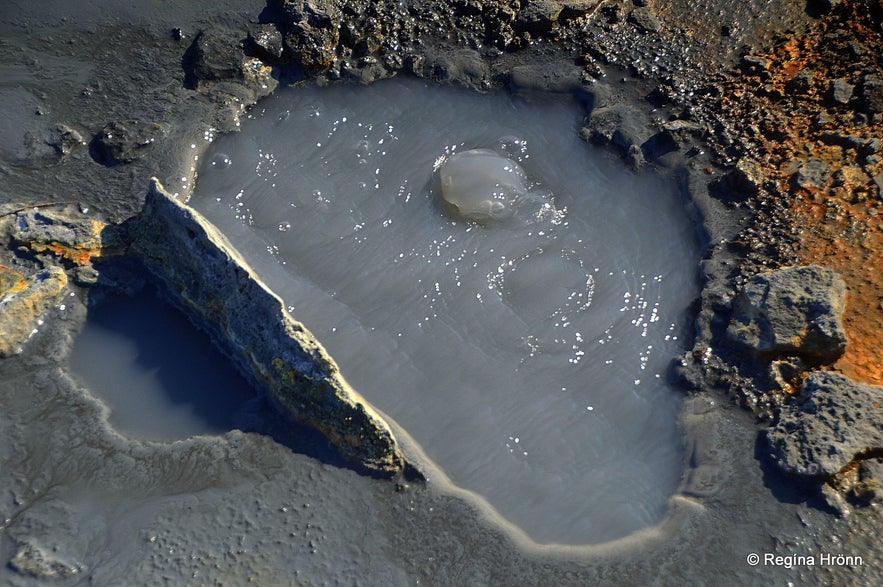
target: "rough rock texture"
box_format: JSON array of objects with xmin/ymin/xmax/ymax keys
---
[
  {"xmin": 0, "ymin": 265, "xmax": 67, "ymax": 357},
  {"xmin": 247, "ymin": 24, "xmax": 287, "ymax": 63},
  {"xmin": 2, "ymin": 0, "xmax": 883, "ymax": 582},
  {"xmin": 829, "ymin": 78, "xmax": 854, "ymax": 105},
  {"xmin": 516, "ymin": 0, "xmax": 564, "ymax": 33},
  {"xmin": 268, "ymin": 0, "xmax": 609, "ymax": 83},
  {"xmin": 8, "ymin": 206, "xmax": 107, "ymax": 265},
  {"xmin": 89, "ymin": 120, "xmax": 167, "ymax": 166},
  {"xmin": 131, "ymin": 179, "xmax": 405, "ymax": 474},
  {"xmin": 627, "ymin": 6, "xmax": 661, "ymax": 33},
  {"xmin": 8, "ymin": 543, "xmax": 82, "ymax": 579},
  {"xmin": 767, "ymin": 371, "xmax": 883, "ymax": 477},
  {"xmin": 0, "ymin": 203, "xmax": 110, "ymax": 357},
  {"xmin": 860, "ymin": 75, "xmax": 883, "ymax": 114},
  {"xmin": 727, "ymin": 265, "xmax": 847, "ymax": 363},
  {"xmin": 280, "ymin": 0, "xmax": 342, "ymax": 69},
  {"xmin": 580, "ymin": 103, "xmax": 655, "ymax": 165},
  {"xmin": 693, "ymin": 0, "xmax": 883, "ymax": 386},
  {"xmin": 185, "ymin": 26, "xmax": 279, "ymax": 94}
]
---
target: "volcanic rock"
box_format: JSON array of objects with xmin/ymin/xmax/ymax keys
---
[
  {"xmin": 766, "ymin": 371, "xmax": 883, "ymax": 477},
  {"xmin": 727, "ymin": 265, "xmax": 848, "ymax": 363}
]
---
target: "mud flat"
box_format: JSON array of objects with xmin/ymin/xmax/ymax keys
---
[{"xmin": 0, "ymin": 0, "xmax": 881, "ymax": 584}]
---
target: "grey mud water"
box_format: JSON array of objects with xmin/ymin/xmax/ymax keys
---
[
  {"xmin": 189, "ymin": 77, "xmax": 698, "ymax": 544},
  {"xmin": 68, "ymin": 289, "xmax": 254, "ymax": 441},
  {"xmin": 1, "ymin": 0, "xmax": 881, "ymax": 584}
]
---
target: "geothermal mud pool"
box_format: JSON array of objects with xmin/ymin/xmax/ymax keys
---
[
  {"xmin": 190, "ymin": 77, "xmax": 699, "ymax": 545},
  {"xmin": 69, "ymin": 289, "xmax": 254, "ymax": 441}
]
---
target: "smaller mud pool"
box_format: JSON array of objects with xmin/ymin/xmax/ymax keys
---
[
  {"xmin": 69, "ymin": 290, "xmax": 254, "ymax": 441},
  {"xmin": 190, "ymin": 77, "xmax": 699, "ymax": 544}
]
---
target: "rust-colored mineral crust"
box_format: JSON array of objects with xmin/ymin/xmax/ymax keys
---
[{"xmin": 717, "ymin": 0, "xmax": 883, "ymax": 384}]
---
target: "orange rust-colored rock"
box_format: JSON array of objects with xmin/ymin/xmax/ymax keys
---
[
  {"xmin": 789, "ymin": 198, "xmax": 883, "ymax": 384},
  {"xmin": 0, "ymin": 265, "xmax": 29, "ymax": 296},
  {"xmin": 714, "ymin": 1, "xmax": 883, "ymax": 384},
  {"xmin": 29, "ymin": 239, "xmax": 105, "ymax": 266},
  {"xmin": 0, "ymin": 266, "xmax": 68, "ymax": 357}
]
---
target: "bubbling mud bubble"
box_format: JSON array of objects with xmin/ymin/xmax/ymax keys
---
[
  {"xmin": 190, "ymin": 77, "xmax": 698, "ymax": 545},
  {"xmin": 437, "ymin": 147, "xmax": 558, "ymax": 224},
  {"xmin": 439, "ymin": 148, "xmax": 527, "ymax": 221}
]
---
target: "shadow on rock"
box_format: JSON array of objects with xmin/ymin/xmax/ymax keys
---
[
  {"xmin": 754, "ymin": 432, "xmax": 837, "ymax": 513},
  {"xmin": 92, "ymin": 217, "xmax": 409, "ymax": 480}
]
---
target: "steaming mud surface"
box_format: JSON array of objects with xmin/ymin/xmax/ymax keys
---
[{"xmin": 190, "ymin": 77, "xmax": 699, "ymax": 545}]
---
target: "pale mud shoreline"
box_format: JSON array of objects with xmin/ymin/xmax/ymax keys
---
[{"xmin": 0, "ymin": 0, "xmax": 879, "ymax": 584}]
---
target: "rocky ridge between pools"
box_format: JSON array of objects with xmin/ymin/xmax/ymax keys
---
[
  {"xmin": 0, "ymin": 187, "xmax": 408, "ymax": 475},
  {"xmin": 132, "ymin": 179, "xmax": 407, "ymax": 475}
]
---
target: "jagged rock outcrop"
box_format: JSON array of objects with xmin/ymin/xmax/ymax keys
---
[
  {"xmin": 131, "ymin": 179, "xmax": 405, "ymax": 474},
  {"xmin": 727, "ymin": 265, "xmax": 848, "ymax": 363},
  {"xmin": 766, "ymin": 371, "xmax": 883, "ymax": 478},
  {"xmin": 0, "ymin": 203, "xmax": 109, "ymax": 357}
]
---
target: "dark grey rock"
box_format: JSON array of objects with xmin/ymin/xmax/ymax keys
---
[
  {"xmin": 415, "ymin": 49, "xmax": 489, "ymax": 89},
  {"xmin": 853, "ymin": 459, "xmax": 883, "ymax": 505},
  {"xmin": 624, "ymin": 143, "xmax": 644, "ymax": 168},
  {"xmin": 247, "ymin": 24, "xmax": 286, "ymax": 62},
  {"xmin": 628, "ymin": 6, "xmax": 661, "ymax": 33},
  {"xmin": 708, "ymin": 158, "xmax": 764, "ymax": 204},
  {"xmin": 861, "ymin": 75, "xmax": 883, "ymax": 114},
  {"xmin": 507, "ymin": 63, "xmax": 583, "ymax": 94},
  {"xmin": 516, "ymin": 0, "xmax": 562, "ymax": 34},
  {"xmin": 661, "ymin": 119, "xmax": 702, "ymax": 134},
  {"xmin": 829, "ymin": 78, "xmax": 854, "ymax": 105},
  {"xmin": 10, "ymin": 205, "xmax": 105, "ymax": 253},
  {"xmin": 582, "ymin": 104, "xmax": 652, "ymax": 152},
  {"xmin": 280, "ymin": 0, "xmax": 342, "ymax": 69},
  {"xmin": 583, "ymin": 107, "xmax": 621, "ymax": 144},
  {"xmin": 786, "ymin": 70, "xmax": 813, "ymax": 95},
  {"xmin": 640, "ymin": 131, "xmax": 679, "ymax": 163},
  {"xmin": 727, "ymin": 265, "xmax": 847, "ymax": 362},
  {"xmin": 729, "ymin": 158, "xmax": 763, "ymax": 196},
  {"xmin": 848, "ymin": 40, "xmax": 868, "ymax": 57},
  {"xmin": 0, "ymin": 264, "xmax": 67, "ymax": 358},
  {"xmin": 282, "ymin": 0, "xmax": 341, "ymax": 29},
  {"xmin": 90, "ymin": 120, "xmax": 165, "ymax": 166},
  {"xmin": 73, "ymin": 264, "xmax": 100, "ymax": 286},
  {"xmin": 47, "ymin": 124, "xmax": 85, "ymax": 158},
  {"xmin": 766, "ymin": 372, "xmax": 883, "ymax": 477},
  {"xmin": 820, "ymin": 131, "xmax": 865, "ymax": 150},
  {"xmin": 793, "ymin": 157, "xmax": 831, "ymax": 190},
  {"xmin": 560, "ymin": 0, "xmax": 601, "ymax": 20},
  {"xmin": 188, "ymin": 28, "xmax": 247, "ymax": 85},
  {"xmin": 873, "ymin": 171, "xmax": 883, "ymax": 197},
  {"xmin": 8, "ymin": 543, "xmax": 81, "ymax": 579},
  {"xmin": 740, "ymin": 55, "xmax": 770, "ymax": 78},
  {"xmin": 132, "ymin": 179, "xmax": 405, "ymax": 474}
]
